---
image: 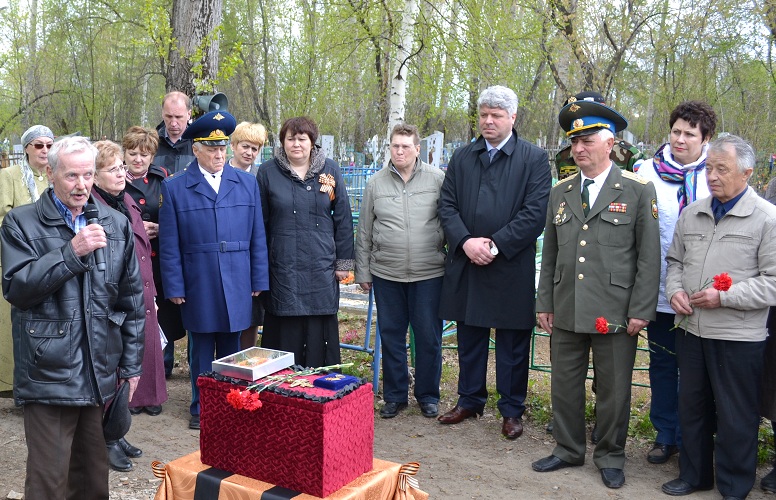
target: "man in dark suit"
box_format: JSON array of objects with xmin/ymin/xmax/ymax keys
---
[
  {"xmin": 437, "ymin": 85, "xmax": 552, "ymax": 439},
  {"xmin": 159, "ymin": 111, "xmax": 269, "ymax": 430},
  {"xmin": 532, "ymin": 100, "xmax": 660, "ymax": 489}
]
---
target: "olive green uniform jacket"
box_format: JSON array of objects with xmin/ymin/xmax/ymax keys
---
[{"xmin": 536, "ymin": 165, "xmax": 660, "ymax": 331}]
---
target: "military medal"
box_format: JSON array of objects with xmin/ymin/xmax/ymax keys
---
[
  {"xmin": 554, "ymin": 202, "xmax": 567, "ymax": 224},
  {"xmin": 608, "ymin": 202, "xmax": 627, "ymax": 213}
]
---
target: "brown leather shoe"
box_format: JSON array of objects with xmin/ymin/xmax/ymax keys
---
[
  {"xmin": 437, "ymin": 405, "xmax": 480, "ymax": 424},
  {"xmin": 502, "ymin": 417, "xmax": 523, "ymax": 439}
]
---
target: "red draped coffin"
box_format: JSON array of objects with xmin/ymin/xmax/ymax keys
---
[{"xmin": 198, "ymin": 372, "xmax": 374, "ymax": 497}]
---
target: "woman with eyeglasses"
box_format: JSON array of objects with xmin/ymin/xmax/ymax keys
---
[
  {"xmin": 256, "ymin": 116, "xmax": 354, "ymax": 367},
  {"xmin": 0, "ymin": 125, "xmax": 56, "ymax": 395},
  {"xmin": 228, "ymin": 121, "xmax": 268, "ymax": 350},
  {"xmin": 122, "ymin": 126, "xmax": 186, "ymax": 386},
  {"xmin": 91, "ymin": 140, "xmax": 167, "ymax": 472}
]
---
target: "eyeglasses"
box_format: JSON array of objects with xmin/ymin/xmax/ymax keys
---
[
  {"xmin": 101, "ymin": 165, "xmax": 127, "ymax": 175},
  {"xmin": 390, "ymin": 144, "xmax": 416, "ymax": 151},
  {"xmin": 31, "ymin": 143, "xmax": 52, "ymax": 150}
]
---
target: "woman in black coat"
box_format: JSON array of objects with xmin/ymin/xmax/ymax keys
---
[
  {"xmin": 122, "ymin": 126, "xmax": 186, "ymax": 379},
  {"xmin": 257, "ymin": 117, "xmax": 354, "ymax": 367}
]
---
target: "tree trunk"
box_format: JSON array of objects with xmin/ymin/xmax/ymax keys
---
[
  {"xmin": 166, "ymin": 0, "xmax": 223, "ymax": 95},
  {"xmin": 385, "ymin": 0, "xmax": 420, "ymax": 164}
]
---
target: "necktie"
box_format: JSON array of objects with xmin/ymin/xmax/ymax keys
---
[
  {"xmin": 582, "ymin": 179, "xmax": 594, "ymax": 217},
  {"xmin": 489, "ymin": 148, "xmax": 498, "ymax": 163},
  {"xmin": 713, "ymin": 203, "xmax": 725, "ymax": 223}
]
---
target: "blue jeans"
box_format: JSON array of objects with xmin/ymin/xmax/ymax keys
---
[
  {"xmin": 373, "ymin": 275, "xmax": 443, "ymax": 404},
  {"xmin": 648, "ymin": 312, "xmax": 680, "ymax": 446},
  {"xmin": 189, "ymin": 331, "xmax": 240, "ymax": 415}
]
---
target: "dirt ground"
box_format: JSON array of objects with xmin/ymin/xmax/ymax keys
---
[{"xmin": 0, "ymin": 335, "xmax": 775, "ymax": 499}]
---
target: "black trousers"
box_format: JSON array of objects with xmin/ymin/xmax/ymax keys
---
[
  {"xmin": 455, "ymin": 322, "xmax": 531, "ymax": 418},
  {"xmin": 23, "ymin": 403, "xmax": 108, "ymax": 500},
  {"xmin": 676, "ymin": 331, "xmax": 765, "ymax": 498}
]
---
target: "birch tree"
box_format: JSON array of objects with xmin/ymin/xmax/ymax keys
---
[{"xmin": 385, "ymin": 0, "xmax": 420, "ymax": 163}]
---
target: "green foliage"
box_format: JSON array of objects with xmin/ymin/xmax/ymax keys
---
[
  {"xmin": 524, "ymin": 379, "xmax": 552, "ymax": 426},
  {"xmin": 485, "ymin": 384, "xmax": 499, "ymax": 411},
  {"xmin": 1, "ymin": 0, "xmax": 776, "ymax": 156},
  {"xmin": 758, "ymin": 421, "xmax": 775, "ymax": 466},
  {"xmin": 627, "ymin": 392, "xmax": 657, "ymax": 441}
]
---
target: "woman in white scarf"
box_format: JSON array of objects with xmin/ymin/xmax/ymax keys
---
[{"xmin": 0, "ymin": 124, "xmax": 55, "ymax": 394}]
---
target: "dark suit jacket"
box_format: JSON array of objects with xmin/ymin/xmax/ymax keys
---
[
  {"xmin": 536, "ymin": 165, "xmax": 660, "ymax": 332},
  {"xmin": 159, "ymin": 162, "xmax": 269, "ymax": 333},
  {"xmin": 438, "ymin": 130, "xmax": 552, "ymax": 329}
]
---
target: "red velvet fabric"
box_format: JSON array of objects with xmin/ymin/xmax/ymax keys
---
[{"xmin": 199, "ymin": 375, "xmax": 374, "ymax": 497}]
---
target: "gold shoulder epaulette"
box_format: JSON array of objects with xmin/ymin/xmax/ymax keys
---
[
  {"xmin": 556, "ymin": 173, "xmax": 578, "ymax": 185},
  {"xmin": 622, "ymin": 170, "xmax": 648, "ymax": 184}
]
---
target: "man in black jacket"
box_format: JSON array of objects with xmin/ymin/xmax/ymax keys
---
[
  {"xmin": 1, "ymin": 136, "xmax": 145, "ymax": 500},
  {"xmin": 154, "ymin": 91, "xmax": 195, "ymax": 174}
]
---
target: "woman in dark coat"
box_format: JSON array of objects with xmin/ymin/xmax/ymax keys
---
[
  {"xmin": 122, "ymin": 126, "xmax": 186, "ymax": 379},
  {"xmin": 92, "ymin": 141, "xmax": 167, "ymax": 472},
  {"xmin": 257, "ymin": 116, "xmax": 354, "ymax": 367}
]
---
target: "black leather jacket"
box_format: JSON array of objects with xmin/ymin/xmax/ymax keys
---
[{"xmin": 0, "ymin": 189, "xmax": 145, "ymax": 406}]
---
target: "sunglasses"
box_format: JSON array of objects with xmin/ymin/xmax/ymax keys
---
[{"xmin": 31, "ymin": 143, "xmax": 52, "ymax": 150}]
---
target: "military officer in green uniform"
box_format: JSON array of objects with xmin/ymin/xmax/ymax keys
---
[
  {"xmin": 555, "ymin": 91, "xmax": 644, "ymax": 180},
  {"xmin": 531, "ymin": 99, "xmax": 660, "ymax": 490}
]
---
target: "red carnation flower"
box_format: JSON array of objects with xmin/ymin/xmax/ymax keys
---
[
  {"xmin": 243, "ymin": 391, "xmax": 263, "ymax": 411},
  {"xmin": 595, "ymin": 317, "xmax": 609, "ymax": 334},
  {"xmin": 226, "ymin": 388, "xmax": 245, "ymax": 410},
  {"xmin": 713, "ymin": 273, "xmax": 732, "ymax": 292}
]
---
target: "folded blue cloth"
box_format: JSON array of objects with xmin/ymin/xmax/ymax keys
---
[{"xmin": 313, "ymin": 373, "xmax": 360, "ymax": 391}]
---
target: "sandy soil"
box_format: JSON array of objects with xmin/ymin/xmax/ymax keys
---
[{"xmin": 0, "ymin": 344, "xmax": 774, "ymax": 499}]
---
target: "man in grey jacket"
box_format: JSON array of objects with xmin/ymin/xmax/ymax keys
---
[
  {"xmin": 662, "ymin": 135, "xmax": 776, "ymax": 500},
  {"xmin": 355, "ymin": 123, "xmax": 446, "ymax": 418},
  {"xmin": 1, "ymin": 136, "xmax": 145, "ymax": 499}
]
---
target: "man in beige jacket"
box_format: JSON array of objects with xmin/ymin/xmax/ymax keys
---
[
  {"xmin": 355, "ymin": 123, "xmax": 445, "ymax": 419},
  {"xmin": 662, "ymin": 134, "xmax": 776, "ymax": 499}
]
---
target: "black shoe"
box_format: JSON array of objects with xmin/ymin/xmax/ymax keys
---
[
  {"xmin": 531, "ymin": 455, "xmax": 581, "ymax": 472},
  {"xmin": 129, "ymin": 407, "xmax": 143, "ymax": 416},
  {"xmin": 722, "ymin": 497, "xmax": 744, "ymax": 500},
  {"xmin": 189, "ymin": 415, "xmax": 200, "ymax": 430},
  {"xmin": 600, "ymin": 468, "xmax": 624, "ymax": 489},
  {"xmin": 106, "ymin": 440, "xmax": 133, "ymax": 472},
  {"xmin": 661, "ymin": 478, "xmax": 713, "ymax": 496},
  {"xmin": 647, "ymin": 442, "xmax": 679, "ymax": 464},
  {"xmin": 590, "ymin": 425, "xmax": 600, "ymax": 444},
  {"xmin": 118, "ymin": 437, "xmax": 143, "ymax": 458},
  {"xmin": 380, "ymin": 402, "xmax": 407, "ymax": 418},
  {"xmin": 144, "ymin": 405, "xmax": 163, "ymax": 416},
  {"xmin": 762, "ymin": 467, "xmax": 776, "ymax": 492},
  {"xmin": 419, "ymin": 402, "xmax": 438, "ymax": 418}
]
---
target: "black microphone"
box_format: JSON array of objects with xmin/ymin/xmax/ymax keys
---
[{"xmin": 83, "ymin": 203, "xmax": 106, "ymax": 272}]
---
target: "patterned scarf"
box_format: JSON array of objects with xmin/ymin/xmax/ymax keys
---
[
  {"xmin": 651, "ymin": 143, "xmax": 707, "ymax": 213},
  {"xmin": 274, "ymin": 144, "xmax": 326, "ymax": 181},
  {"xmin": 20, "ymin": 159, "xmax": 41, "ymax": 204}
]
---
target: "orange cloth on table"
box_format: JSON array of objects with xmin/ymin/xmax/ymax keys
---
[{"xmin": 153, "ymin": 450, "xmax": 429, "ymax": 500}]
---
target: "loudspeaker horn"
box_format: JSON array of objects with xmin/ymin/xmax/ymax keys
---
[{"xmin": 193, "ymin": 93, "xmax": 228, "ymax": 113}]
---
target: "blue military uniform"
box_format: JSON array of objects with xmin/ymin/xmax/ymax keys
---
[{"xmin": 159, "ymin": 111, "xmax": 269, "ymax": 426}]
